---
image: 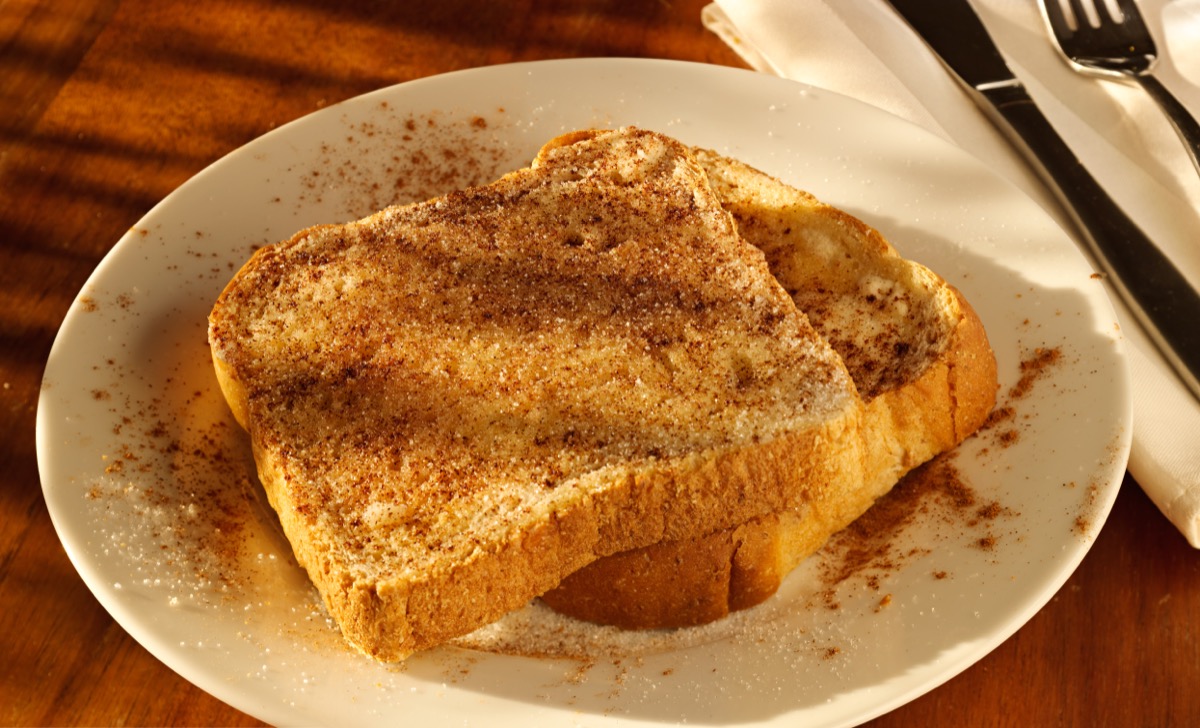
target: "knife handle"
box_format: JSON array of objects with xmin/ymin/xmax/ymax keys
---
[{"xmin": 981, "ymin": 84, "xmax": 1200, "ymax": 403}]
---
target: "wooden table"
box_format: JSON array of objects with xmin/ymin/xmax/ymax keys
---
[{"xmin": 3, "ymin": 1, "xmax": 1196, "ymax": 725}]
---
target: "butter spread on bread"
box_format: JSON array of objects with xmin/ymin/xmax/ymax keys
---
[
  {"xmin": 208, "ymin": 128, "xmax": 868, "ymax": 660},
  {"xmin": 538, "ymin": 139, "xmax": 997, "ymax": 629}
]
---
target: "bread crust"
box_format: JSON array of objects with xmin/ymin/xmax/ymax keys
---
[
  {"xmin": 540, "ymin": 145, "xmax": 997, "ymax": 629},
  {"xmin": 209, "ymin": 128, "xmax": 865, "ymax": 659}
]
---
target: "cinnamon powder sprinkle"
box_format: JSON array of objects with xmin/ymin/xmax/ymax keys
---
[
  {"xmin": 978, "ymin": 345, "xmax": 1065, "ymax": 453},
  {"xmin": 1008, "ymin": 346, "xmax": 1062, "ymax": 400},
  {"xmin": 290, "ymin": 106, "xmax": 517, "ymax": 220},
  {"xmin": 812, "ymin": 341, "xmax": 1074, "ymax": 606},
  {"xmin": 816, "ymin": 453, "xmax": 995, "ymax": 606}
]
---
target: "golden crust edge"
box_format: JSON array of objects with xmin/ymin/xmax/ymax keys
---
[
  {"xmin": 210, "ymin": 306, "xmax": 864, "ymax": 659},
  {"xmin": 541, "ymin": 275, "xmax": 997, "ymax": 630}
]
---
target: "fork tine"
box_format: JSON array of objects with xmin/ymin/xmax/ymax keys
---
[
  {"xmin": 1110, "ymin": 0, "xmax": 1143, "ymax": 22},
  {"xmin": 1042, "ymin": 0, "xmax": 1084, "ymax": 35},
  {"xmin": 1042, "ymin": 0, "xmax": 1070, "ymax": 33},
  {"xmin": 1099, "ymin": 0, "xmax": 1128, "ymax": 25},
  {"xmin": 1107, "ymin": 0, "xmax": 1158, "ymax": 58},
  {"xmin": 1066, "ymin": 0, "xmax": 1094, "ymax": 30},
  {"xmin": 1111, "ymin": 0, "xmax": 1153, "ymax": 38}
]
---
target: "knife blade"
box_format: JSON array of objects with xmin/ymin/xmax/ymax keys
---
[{"xmin": 883, "ymin": 0, "xmax": 1200, "ymax": 405}]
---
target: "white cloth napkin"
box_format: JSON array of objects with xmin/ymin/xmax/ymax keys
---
[{"xmin": 702, "ymin": 0, "xmax": 1200, "ymax": 546}]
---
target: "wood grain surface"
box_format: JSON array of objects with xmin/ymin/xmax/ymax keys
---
[{"xmin": 2, "ymin": 1, "xmax": 1196, "ymax": 725}]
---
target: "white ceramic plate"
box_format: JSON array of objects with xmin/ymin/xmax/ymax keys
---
[{"xmin": 37, "ymin": 59, "xmax": 1130, "ymax": 727}]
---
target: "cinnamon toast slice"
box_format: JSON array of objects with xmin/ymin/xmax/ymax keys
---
[
  {"xmin": 538, "ymin": 141, "xmax": 997, "ymax": 629},
  {"xmin": 208, "ymin": 128, "xmax": 867, "ymax": 660}
]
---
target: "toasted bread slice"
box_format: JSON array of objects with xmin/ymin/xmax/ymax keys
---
[
  {"xmin": 538, "ymin": 142, "xmax": 996, "ymax": 629},
  {"xmin": 208, "ymin": 128, "xmax": 868, "ymax": 660}
]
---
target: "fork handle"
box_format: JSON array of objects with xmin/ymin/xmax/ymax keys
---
[
  {"xmin": 1136, "ymin": 74, "xmax": 1200, "ymax": 179},
  {"xmin": 979, "ymin": 83, "xmax": 1200, "ymax": 404}
]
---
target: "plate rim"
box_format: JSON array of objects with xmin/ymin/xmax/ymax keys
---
[{"xmin": 36, "ymin": 57, "xmax": 1133, "ymax": 727}]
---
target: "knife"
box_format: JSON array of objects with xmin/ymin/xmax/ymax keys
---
[{"xmin": 883, "ymin": 0, "xmax": 1200, "ymax": 406}]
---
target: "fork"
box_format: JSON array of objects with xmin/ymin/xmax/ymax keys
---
[{"xmin": 1041, "ymin": 0, "xmax": 1200, "ymax": 177}]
